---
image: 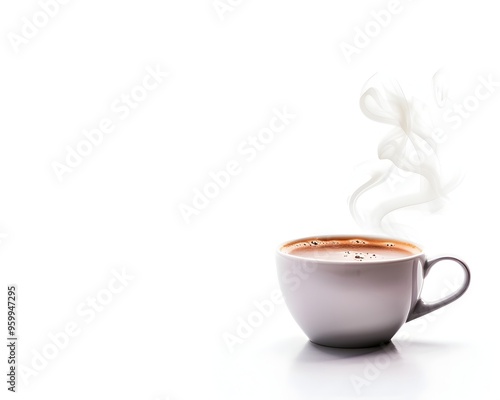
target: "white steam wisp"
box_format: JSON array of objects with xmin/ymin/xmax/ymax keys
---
[{"xmin": 349, "ymin": 74, "xmax": 462, "ymax": 236}]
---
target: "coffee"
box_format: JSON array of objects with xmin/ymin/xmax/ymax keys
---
[
  {"xmin": 276, "ymin": 235, "xmax": 470, "ymax": 347},
  {"xmin": 281, "ymin": 237, "xmax": 419, "ymax": 261}
]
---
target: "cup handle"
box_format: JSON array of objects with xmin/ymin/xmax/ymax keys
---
[{"xmin": 406, "ymin": 256, "xmax": 471, "ymax": 322}]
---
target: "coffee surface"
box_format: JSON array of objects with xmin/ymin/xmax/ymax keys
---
[{"xmin": 282, "ymin": 237, "xmax": 420, "ymax": 261}]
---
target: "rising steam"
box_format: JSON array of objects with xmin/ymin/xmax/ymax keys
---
[{"xmin": 349, "ymin": 73, "xmax": 462, "ymax": 236}]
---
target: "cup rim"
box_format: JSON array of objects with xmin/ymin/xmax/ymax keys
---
[{"xmin": 276, "ymin": 234, "xmax": 424, "ymax": 264}]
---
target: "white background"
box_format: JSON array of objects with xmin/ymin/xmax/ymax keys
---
[{"xmin": 1, "ymin": 0, "xmax": 499, "ymax": 399}]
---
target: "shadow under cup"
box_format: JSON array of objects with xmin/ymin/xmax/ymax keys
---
[{"xmin": 276, "ymin": 235, "xmax": 471, "ymax": 348}]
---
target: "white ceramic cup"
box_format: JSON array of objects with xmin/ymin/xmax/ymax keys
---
[{"xmin": 276, "ymin": 235, "xmax": 471, "ymax": 348}]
